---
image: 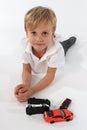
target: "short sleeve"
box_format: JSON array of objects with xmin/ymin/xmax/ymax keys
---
[
  {"xmin": 47, "ymin": 46, "xmax": 65, "ymax": 68},
  {"xmin": 21, "ymin": 38, "xmax": 31, "ymax": 64},
  {"xmin": 22, "ymin": 52, "xmax": 30, "ymax": 64}
]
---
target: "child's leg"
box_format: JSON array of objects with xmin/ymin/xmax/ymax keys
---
[{"xmin": 60, "ymin": 36, "xmax": 76, "ymax": 55}]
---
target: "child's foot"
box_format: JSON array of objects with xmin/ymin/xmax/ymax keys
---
[
  {"xmin": 60, "ymin": 36, "xmax": 77, "ymax": 55},
  {"xmin": 66, "ymin": 36, "xmax": 76, "ymax": 46}
]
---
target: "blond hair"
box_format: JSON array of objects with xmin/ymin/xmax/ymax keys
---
[{"xmin": 24, "ymin": 6, "xmax": 57, "ymax": 32}]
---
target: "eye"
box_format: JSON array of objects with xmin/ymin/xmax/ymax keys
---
[
  {"xmin": 42, "ymin": 32, "xmax": 49, "ymax": 36},
  {"xmin": 31, "ymin": 31, "xmax": 36, "ymax": 35}
]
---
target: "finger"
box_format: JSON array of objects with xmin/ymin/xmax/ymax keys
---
[
  {"xmin": 14, "ymin": 89, "xmax": 19, "ymax": 95},
  {"xmin": 14, "ymin": 85, "xmax": 25, "ymax": 95},
  {"xmin": 16, "ymin": 94, "xmax": 27, "ymax": 102},
  {"xmin": 19, "ymin": 87, "xmax": 28, "ymax": 93},
  {"xmin": 15, "ymin": 86, "xmax": 24, "ymax": 91}
]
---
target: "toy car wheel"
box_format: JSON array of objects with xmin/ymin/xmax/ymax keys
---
[
  {"xmin": 28, "ymin": 104, "xmax": 32, "ymax": 108},
  {"xmin": 42, "ymin": 104, "xmax": 46, "ymax": 108},
  {"xmin": 28, "ymin": 113, "xmax": 32, "ymax": 115},
  {"xmin": 66, "ymin": 119, "xmax": 71, "ymax": 121},
  {"xmin": 32, "ymin": 97, "xmax": 35, "ymax": 99},
  {"xmin": 50, "ymin": 121, "xmax": 54, "ymax": 124}
]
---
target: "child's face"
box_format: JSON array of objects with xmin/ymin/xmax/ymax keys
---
[{"xmin": 26, "ymin": 21, "xmax": 54, "ymax": 54}]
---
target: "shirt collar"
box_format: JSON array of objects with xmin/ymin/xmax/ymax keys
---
[{"xmin": 25, "ymin": 36, "xmax": 60, "ymax": 61}]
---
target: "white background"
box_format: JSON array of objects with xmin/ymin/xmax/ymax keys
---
[{"xmin": 0, "ymin": 0, "xmax": 87, "ymax": 130}]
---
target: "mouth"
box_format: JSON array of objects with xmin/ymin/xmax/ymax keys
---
[
  {"xmin": 35, "ymin": 43, "xmax": 44, "ymax": 46},
  {"xmin": 37, "ymin": 44, "xmax": 43, "ymax": 46}
]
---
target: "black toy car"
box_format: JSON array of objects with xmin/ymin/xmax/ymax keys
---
[
  {"xmin": 59, "ymin": 98, "xmax": 72, "ymax": 109},
  {"xmin": 26, "ymin": 97, "xmax": 50, "ymax": 115}
]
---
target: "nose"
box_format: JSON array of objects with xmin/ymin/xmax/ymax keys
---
[{"xmin": 36, "ymin": 34, "xmax": 43, "ymax": 42}]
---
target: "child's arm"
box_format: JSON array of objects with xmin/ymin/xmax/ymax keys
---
[
  {"xmin": 31, "ymin": 67, "xmax": 57, "ymax": 93},
  {"xmin": 22, "ymin": 64, "xmax": 32, "ymax": 86},
  {"xmin": 16, "ymin": 67, "xmax": 57, "ymax": 102},
  {"xmin": 14, "ymin": 64, "xmax": 31, "ymax": 96}
]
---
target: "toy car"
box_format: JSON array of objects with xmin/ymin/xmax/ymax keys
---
[
  {"xmin": 59, "ymin": 98, "xmax": 72, "ymax": 109},
  {"xmin": 26, "ymin": 97, "xmax": 50, "ymax": 115},
  {"xmin": 43, "ymin": 109, "xmax": 73, "ymax": 123}
]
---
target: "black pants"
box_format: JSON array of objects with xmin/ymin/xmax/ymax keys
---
[
  {"xmin": 60, "ymin": 37, "xmax": 76, "ymax": 55},
  {"xmin": 60, "ymin": 41, "xmax": 70, "ymax": 55}
]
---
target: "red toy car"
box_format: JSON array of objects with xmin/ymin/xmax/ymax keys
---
[{"xmin": 43, "ymin": 109, "xmax": 73, "ymax": 123}]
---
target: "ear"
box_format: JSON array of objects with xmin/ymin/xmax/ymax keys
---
[{"xmin": 52, "ymin": 31, "xmax": 55, "ymax": 38}]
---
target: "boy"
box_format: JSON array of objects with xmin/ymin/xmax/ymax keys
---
[{"xmin": 14, "ymin": 6, "xmax": 76, "ymax": 102}]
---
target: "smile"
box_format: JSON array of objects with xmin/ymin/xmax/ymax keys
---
[{"xmin": 36, "ymin": 44, "xmax": 44, "ymax": 46}]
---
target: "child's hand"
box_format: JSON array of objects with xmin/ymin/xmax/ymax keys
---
[
  {"xmin": 14, "ymin": 85, "xmax": 33, "ymax": 102},
  {"xmin": 14, "ymin": 84, "xmax": 25, "ymax": 95}
]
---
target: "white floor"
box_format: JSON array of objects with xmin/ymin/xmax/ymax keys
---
[{"xmin": 0, "ymin": 0, "xmax": 87, "ymax": 130}]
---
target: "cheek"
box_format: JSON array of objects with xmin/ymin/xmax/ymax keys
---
[
  {"xmin": 46, "ymin": 36, "xmax": 53, "ymax": 43},
  {"xmin": 26, "ymin": 33, "xmax": 35, "ymax": 43},
  {"xmin": 27, "ymin": 37, "xmax": 35, "ymax": 43}
]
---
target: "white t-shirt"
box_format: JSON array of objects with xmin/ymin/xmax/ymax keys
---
[{"xmin": 22, "ymin": 35, "xmax": 65, "ymax": 74}]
